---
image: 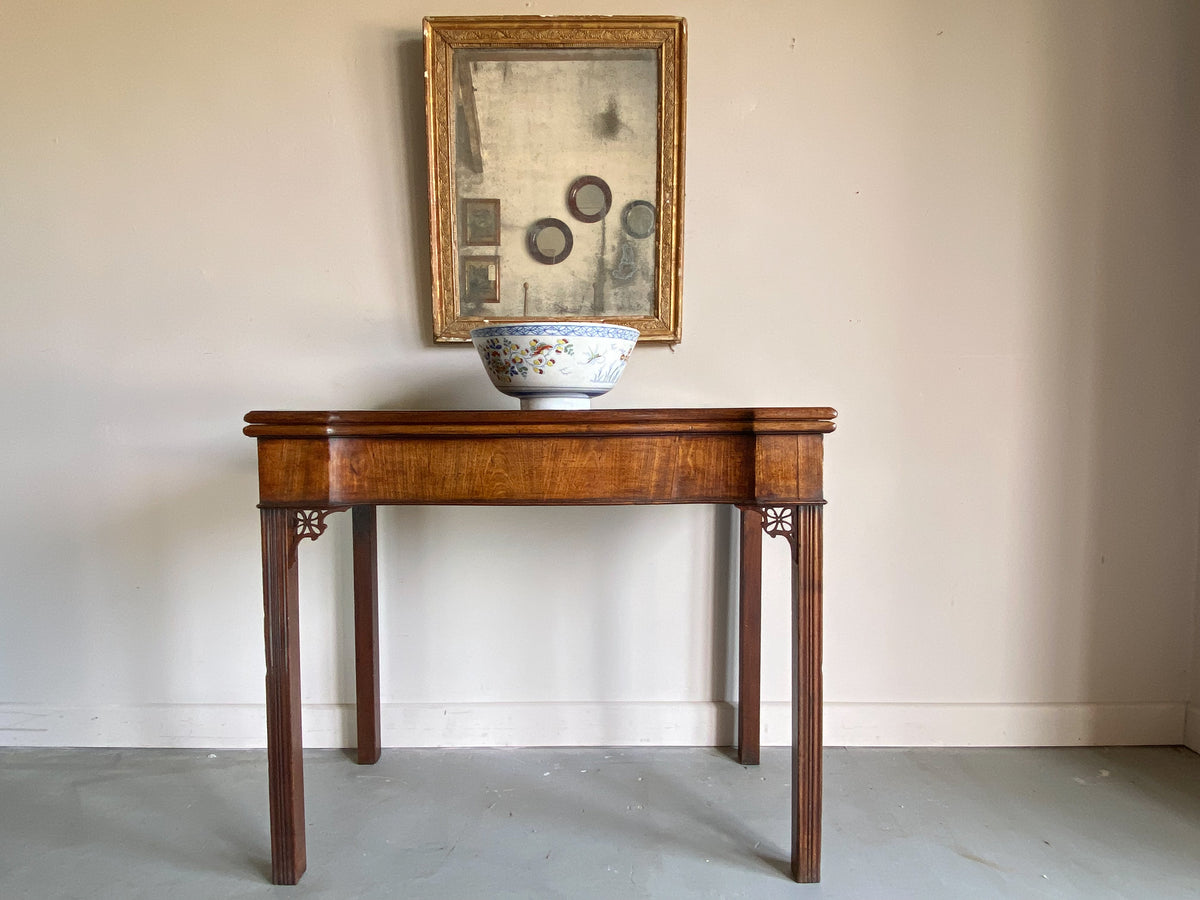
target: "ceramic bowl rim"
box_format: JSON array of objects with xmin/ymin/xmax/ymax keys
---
[{"xmin": 469, "ymin": 322, "xmax": 639, "ymax": 342}]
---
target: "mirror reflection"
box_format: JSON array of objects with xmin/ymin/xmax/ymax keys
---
[
  {"xmin": 573, "ymin": 185, "xmax": 607, "ymax": 218},
  {"xmin": 453, "ymin": 49, "xmax": 657, "ymax": 318}
]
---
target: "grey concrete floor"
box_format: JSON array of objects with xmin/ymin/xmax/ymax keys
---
[{"xmin": 1, "ymin": 746, "xmax": 1198, "ymax": 899}]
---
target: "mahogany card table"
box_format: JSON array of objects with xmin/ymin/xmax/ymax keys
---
[{"xmin": 244, "ymin": 408, "xmax": 836, "ymax": 885}]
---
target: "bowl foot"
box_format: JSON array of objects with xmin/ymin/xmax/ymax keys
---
[{"xmin": 520, "ymin": 395, "xmax": 591, "ymax": 411}]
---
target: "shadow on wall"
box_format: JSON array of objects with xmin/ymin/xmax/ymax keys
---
[
  {"xmin": 391, "ymin": 34, "xmax": 436, "ymax": 347},
  {"xmin": 1025, "ymin": 1, "xmax": 1200, "ymax": 739},
  {"xmin": 349, "ymin": 27, "xmax": 435, "ymax": 347}
]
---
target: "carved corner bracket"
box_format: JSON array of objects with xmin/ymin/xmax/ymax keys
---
[
  {"xmin": 289, "ymin": 507, "xmax": 349, "ymax": 562},
  {"xmin": 762, "ymin": 506, "xmax": 796, "ymax": 542},
  {"xmin": 738, "ymin": 503, "xmax": 825, "ymax": 562},
  {"xmin": 759, "ymin": 505, "xmax": 798, "ymax": 562}
]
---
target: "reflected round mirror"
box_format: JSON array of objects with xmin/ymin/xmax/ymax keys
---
[
  {"xmin": 526, "ymin": 217, "xmax": 574, "ymax": 265},
  {"xmin": 621, "ymin": 200, "xmax": 656, "ymax": 239},
  {"xmin": 567, "ymin": 175, "xmax": 613, "ymax": 223}
]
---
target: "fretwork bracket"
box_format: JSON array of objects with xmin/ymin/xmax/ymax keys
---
[
  {"xmin": 738, "ymin": 503, "xmax": 825, "ymax": 562},
  {"xmin": 289, "ymin": 507, "xmax": 349, "ymax": 562}
]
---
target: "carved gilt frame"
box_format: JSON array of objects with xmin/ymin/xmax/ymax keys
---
[{"xmin": 424, "ymin": 16, "xmax": 687, "ymax": 343}]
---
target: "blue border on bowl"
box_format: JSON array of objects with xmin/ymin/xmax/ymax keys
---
[{"xmin": 470, "ymin": 323, "xmax": 639, "ymax": 341}]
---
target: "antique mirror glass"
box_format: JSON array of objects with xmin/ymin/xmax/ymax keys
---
[{"xmin": 425, "ymin": 16, "xmax": 686, "ymax": 342}]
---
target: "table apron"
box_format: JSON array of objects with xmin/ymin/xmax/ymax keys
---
[{"xmin": 254, "ymin": 433, "xmax": 825, "ymax": 506}]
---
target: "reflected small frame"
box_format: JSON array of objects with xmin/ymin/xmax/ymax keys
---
[
  {"xmin": 461, "ymin": 255, "xmax": 500, "ymax": 303},
  {"xmin": 425, "ymin": 15, "xmax": 687, "ymax": 342},
  {"xmin": 462, "ymin": 198, "xmax": 500, "ymax": 246}
]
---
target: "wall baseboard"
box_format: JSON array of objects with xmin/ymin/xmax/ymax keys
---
[
  {"xmin": 0, "ymin": 700, "xmax": 1186, "ymax": 749},
  {"xmin": 1185, "ymin": 703, "xmax": 1200, "ymax": 753},
  {"xmin": 816, "ymin": 701, "xmax": 1185, "ymax": 748}
]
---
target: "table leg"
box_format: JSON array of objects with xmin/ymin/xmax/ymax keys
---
[
  {"xmin": 353, "ymin": 505, "xmax": 381, "ymax": 764},
  {"xmin": 737, "ymin": 507, "xmax": 762, "ymax": 766},
  {"xmin": 791, "ymin": 504, "xmax": 823, "ymax": 883},
  {"xmin": 261, "ymin": 507, "xmax": 306, "ymax": 885}
]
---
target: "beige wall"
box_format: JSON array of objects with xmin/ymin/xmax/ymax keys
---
[{"xmin": 2, "ymin": 0, "xmax": 1198, "ymax": 748}]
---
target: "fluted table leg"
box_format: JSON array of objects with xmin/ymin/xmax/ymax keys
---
[
  {"xmin": 261, "ymin": 507, "xmax": 306, "ymax": 885},
  {"xmin": 791, "ymin": 504, "xmax": 823, "ymax": 883}
]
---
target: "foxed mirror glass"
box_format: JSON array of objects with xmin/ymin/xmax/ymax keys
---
[{"xmin": 424, "ymin": 16, "xmax": 686, "ymax": 342}]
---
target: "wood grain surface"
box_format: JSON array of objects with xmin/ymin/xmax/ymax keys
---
[{"xmin": 246, "ymin": 409, "xmax": 835, "ymax": 507}]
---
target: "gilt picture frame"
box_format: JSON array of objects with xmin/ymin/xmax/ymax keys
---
[{"xmin": 424, "ymin": 15, "xmax": 686, "ymax": 342}]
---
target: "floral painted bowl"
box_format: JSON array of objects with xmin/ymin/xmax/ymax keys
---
[{"xmin": 469, "ymin": 322, "xmax": 639, "ymax": 410}]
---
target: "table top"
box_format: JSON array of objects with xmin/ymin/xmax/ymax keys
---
[
  {"xmin": 244, "ymin": 407, "xmax": 838, "ymax": 438},
  {"xmin": 246, "ymin": 408, "xmax": 835, "ymax": 507}
]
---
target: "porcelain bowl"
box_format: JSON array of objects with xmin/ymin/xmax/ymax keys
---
[{"xmin": 470, "ymin": 322, "xmax": 639, "ymax": 410}]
